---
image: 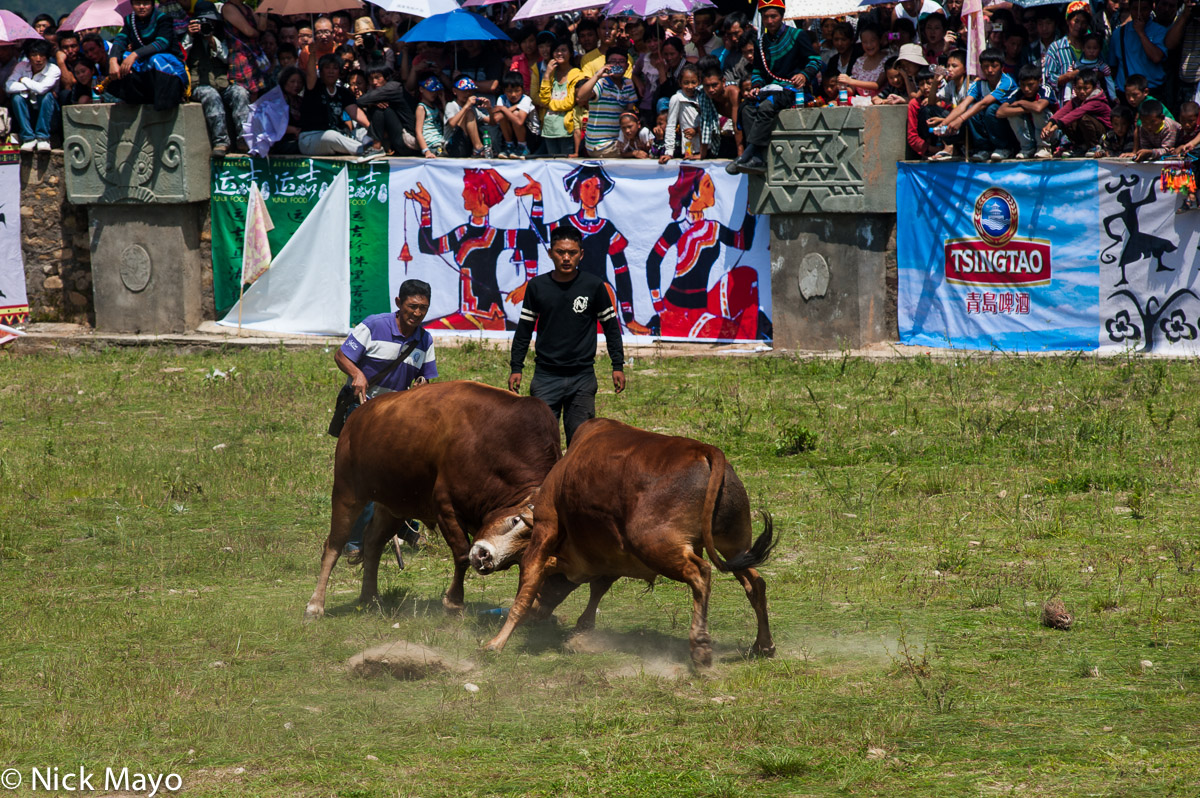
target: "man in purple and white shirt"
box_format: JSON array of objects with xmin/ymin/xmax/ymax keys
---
[{"xmin": 334, "ymin": 279, "xmax": 437, "ymax": 563}]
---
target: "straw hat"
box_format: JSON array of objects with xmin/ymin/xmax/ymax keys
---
[{"xmin": 354, "ymin": 17, "xmax": 382, "ymax": 36}]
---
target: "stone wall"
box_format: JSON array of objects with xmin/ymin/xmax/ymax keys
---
[
  {"xmin": 19, "ymin": 152, "xmax": 92, "ymax": 323},
  {"xmin": 18, "ymin": 150, "xmax": 213, "ymax": 325}
]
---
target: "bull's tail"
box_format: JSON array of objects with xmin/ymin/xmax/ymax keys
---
[
  {"xmin": 699, "ymin": 447, "xmax": 732, "ymax": 571},
  {"xmin": 725, "ymin": 511, "xmax": 776, "ymax": 571}
]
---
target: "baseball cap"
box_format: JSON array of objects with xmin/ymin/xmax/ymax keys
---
[
  {"xmin": 454, "ymin": 76, "xmax": 477, "ymax": 91},
  {"xmin": 421, "ymin": 75, "xmax": 443, "ymax": 92}
]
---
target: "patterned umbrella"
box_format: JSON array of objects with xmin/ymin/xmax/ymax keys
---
[
  {"xmin": 257, "ymin": 0, "xmax": 363, "ymax": 13},
  {"xmin": 60, "ymin": 0, "xmax": 132, "ymax": 32},
  {"xmin": 603, "ymin": 0, "xmax": 713, "ymax": 15},
  {"xmin": 512, "ymin": 0, "xmax": 606, "ymax": 23},
  {"xmin": 783, "ymin": 0, "xmax": 869, "ymax": 19},
  {"xmin": 0, "ymin": 10, "xmax": 40, "ymax": 42},
  {"xmin": 371, "ymin": 0, "xmax": 460, "ymax": 15}
]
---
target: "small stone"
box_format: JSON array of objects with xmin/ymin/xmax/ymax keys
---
[
  {"xmin": 464, "ymin": 683, "xmax": 480, "ymax": 693},
  {"xmin": 233, "ymin": 767, "xmax": 245, "ymax": 775},
  {"xmin": 43, "ymin": 275, "xmax": 63, "ymax": 291},
  {"xmin": 391, "ymin": 622, "xmax": 400, "ymax": 629},
  {"xmin": 998, "ymin": 490, "xmax": 1007, "ymax": 498},
  {"xmin": 221, "ymin": 546, "xmax": 233, "ymax": 553},
  {"xmin": 365, "ymin": 755, "xmax": 378, "ymax": 762},
  {"xmin": 210, "ymin": 661, "xmax": 226, "ymax": 668},
  {"xmin": 20, "ymin": 206, "xmax": 32, "ymax": 216},
  {"xmin": 187, "ymin": 749, "xmax": 195, "ymax": 756},
  {"xmin": 1103, "ymin": 726, "xmax": 1113, "ymax": 732},
  {"xmin": 1088, "ymin": 666, "xmax": 1100, "ymax": 678},
  {"xmin": 212, "ymin": 443, "xmax": 227, "ymax": 451},
  {"xmin": 283, "ymin": 722, "xmax": 293, "ymax": 730},
  {"xmin": 1140, "ymin": 660, "xmax": 1153, "ymax": 672},
  {"xmin": 968, "ymin": 540, "xmax": 981, "ymax": 546},
  {"xmin": 866, "ymin": 747, "xmax": 888, "ymax": 760},
  {"xmin": 74, "ymin": 274, "xmax": 91, "ymax": 291},
  {"xmin": 68, "ymin": 291, "xmax": 88, "ymax": 307}
]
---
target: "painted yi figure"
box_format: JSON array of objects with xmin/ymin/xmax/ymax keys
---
[{"xmin": 405, "ymin": 168, "xmax": 539, "ymax": 330}]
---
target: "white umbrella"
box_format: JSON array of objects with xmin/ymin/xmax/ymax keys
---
[
  {"xmin": 370, "ymin": 0, "xmax": 460, "ymax": 17},
  {"xmin": 257, "ymin": 0, "xmax": 363, "ymax": 14},
  {"xmin": 512, "ymin": 0, "xmax": 606, "ymax": 23},
  {"xmin": 783, "ymin": 0, "xmax": 870, "ymax": 19}
]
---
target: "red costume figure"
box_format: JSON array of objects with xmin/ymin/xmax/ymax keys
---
[
  {"xmin": 516, "ymin": 163, "xmax": 649, "ymax": 335},
  {"xmin": 646, "ymin": 166, "xmax": 763, "ymax": 340},
  {"xmin": 405, "ymin": 169, "xmax": 539, "ymax": 331}
]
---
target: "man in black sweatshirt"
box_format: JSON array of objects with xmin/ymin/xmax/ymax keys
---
[{"xmin": 508, "ymin": 226, "xmax": 625, "ymax": 446}]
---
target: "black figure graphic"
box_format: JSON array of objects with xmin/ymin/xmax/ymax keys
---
[
  {"xmin": 1101, "ymin": 175, "xmax": 1178, "ymax": 286},
  {"xmin": 1106, "ymin": 288, "xmax": 1199, "ymax": 352}
]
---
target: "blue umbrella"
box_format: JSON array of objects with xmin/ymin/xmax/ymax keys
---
[{"xmin": 399, "ymin": 8, "xmax": 510, "ymax": 43}]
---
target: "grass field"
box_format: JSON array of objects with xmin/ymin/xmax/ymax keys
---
[{"xmin": 1, "ymin": 341, "xmax": 1199, "ymax": 797}]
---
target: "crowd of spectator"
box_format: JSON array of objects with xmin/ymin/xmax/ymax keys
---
[{"xmin": 0, "ymin": 0, "xmax": 1198, "ymax": 192}]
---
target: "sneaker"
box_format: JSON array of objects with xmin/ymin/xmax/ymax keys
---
[
  {"xmin": 969, "ymin": 150, "xmax": 990, "ymax": 162},
  {"xmin": 212, "ymin": 144, "xmax": 228, "ymax": 158},
  {"xmin": 739, "ymin": 155, "xmax": 766, "ymax": 174},
  {"xmin": 990, "ymin": 149, "xmax": 1012, "ymax": 161},
  {"xmin": 514, "ymin": 143, "xmax": 529, "ymax": 160},
  {"xmin": 724, "ymin": 159, "xmax": 742, "ymax": 175},
  {"xmin": 496, "ymin": 143, "xmax": 511, "ymax": 159},
  {"xmin": 930, "ymin": 150, "xmax": 955, "ymax": 161},
  {"xmin": 36, "ymin": 140, "xmax": 51, "ymax": 152},
  {"xmin": 1034, "ymin": 147, "xmax": 1053, "ymax": 159},
  {"xmin": 19, "ymin": 140, "xmax": 35, "ymax": 153},
  {"xmin": 1015, "ymin": 150, "xmax": 1033, "ymax": 160}
]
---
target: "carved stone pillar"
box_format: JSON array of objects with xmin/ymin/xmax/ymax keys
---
[
  {"xmin": 63, "ymin": 104, "xmax": 211, "ymax": 333},
  {"xmin": 748, "ymin": 105, "xmax": 905, "ymax": 350}
]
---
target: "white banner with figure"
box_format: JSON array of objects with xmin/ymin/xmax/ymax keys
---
[{"xmin": 0, "ymin": 152, "xmax": 29, "ymax": 334}]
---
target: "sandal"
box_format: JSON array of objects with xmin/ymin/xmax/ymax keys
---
[{"xmin": 930, "ymin": 150, "xmax": 954, "ymax": 162}]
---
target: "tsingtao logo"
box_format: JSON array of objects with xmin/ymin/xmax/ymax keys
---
[{"xmin": 973, "ymin": 187, "xmax": 1019, "ymax": 247}]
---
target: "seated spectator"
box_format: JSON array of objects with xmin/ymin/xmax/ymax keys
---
[
  {"xmin": 107, "ymin": 0, "xmax": 187, "ymax": 111},
  {"xmin": 615, "ymin": 111, "xmax": 654, "ymax": 157},
  {"xmin": 1132, "ymin": 98, "xmax": 1181, "ymax": 159},
  {"xmin": 6, "ymin": 40, "xmax": 60, "ymax": 151},
  {"xmin": 906, "ymin": 67, "xmax": 947, "ymax": 159},
  {"xmin": 823, "ymin": 21, "xmax": 859, "ymax": 88},
  {"xmin": 895, "ymin": 42, "xmax": 931, "ymax": 101},
  {"xmin": 938, "ymin": 48, "xmax": 1019, "ymax": 161},
  {"xmin": 277, "ymin": 44, "xmax": 298, "ymax": 72},
  {"xmin": 299, "ymin": 52, "xmax": 368, "ymax": 156},
  {"xmin": 1029, "ymin": 8, "xmax": 1060, "ymax": 65},
  {"xmin": 873, "ymin": 56, "xmax": 910, "ymax": 104},
  {"xmin": 185, "ymin": 2, "xmax": 249, "ymax": 157},
  {"xmin": 727, "ymin": 0, "xmax": 822, "ymax": 175},
  {"xmin": 492, "ymin": 71, "xmax": 536, "ymax": 159},
  {"xmin": 1070, "ymin": 33, "xmax": 1116, "ymax": 100},
  {"xmin": 650, "ymin": 97, "xmax": 670, "ymax": 157},
  {"xmin": 79, "ymin": 34, "xmax": 109, "ymax": 80},
  {"xmin": 347, "ymin": 68, "xmax": 368, "ymax": 98},
  {"xmin": 65, "ymin": 57, "xmax": 99, "ymax": 105},
  {"xmin": 920, "ymin": 13, "xmax": 952, "ymax": 65},
  {"xmin": 1179, "ymin": 101, "xmax": 1199, "ymax": 147},
  {"xmin": 1173, "ymin": 122, "xmax": 1199, "ymax": 211},
  {"xmin": 1103, "ymin": 104, "xmax": 1136, "ymax": 155},
  {"xmin": 840, "ymin": 22, "xmax": 888, "ymax": 98},
  {"xmin": 1123, "ymin": 73, "xmax": 1175, "ymax": 121},
  {"xmin": 54, "ymin": 30, "xmax": 80, "ymax": 105},
  {"xmin": 272, "ymin": 65, "xmax": 305, "ymax": 154},
  {"xmin": 577, "ymin": 47, "xmax": 638, "ymax": 157},
  {"xmin": 997, "ymin": 64, "xmax": 1057, "ymax": 159},
  {"xmin": 659, "ymin": 63, "xmax": 715, "ymax": 161},
  {"xmin": 688, "ymin": 9, "xmax": 721, "ymax": 59},
  {"xmin": 1001, "ymin": 26, "xmax": 1028, "ymax": 79},
  {"xmin": 1041, "ymin": 68, "xmax": 1111, "ymax": 157},
  {"xmin": 415, "ymin": 75, "xmax": 446, "ymax": 157},
  {"xmin": 356, "ymin": 65, "xmax": 419, "ymax": 156},
  {"xmin": 1043, "ymin": 1, "xmax": 1092, "ymax": 103},
  {"xmin": 538, "ymin": 40, "xmax": 582, "ymax": 157},
  {"xmin": 445, "ymin": 76, "xmax": 489, "ymax": 157}
]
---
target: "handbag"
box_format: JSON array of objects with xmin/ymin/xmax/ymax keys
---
[{"xmin": 327, "ymin": 335, "xmax": 422, "ymax": 438}]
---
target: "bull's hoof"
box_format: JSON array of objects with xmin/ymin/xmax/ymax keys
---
[
  {"xmin": 483, "ymin": 638, "xmax": 506, "ymax": 653},
  {"xmin": 303, "ymin": 605, "xmax": 325, "ymax": 622},
  {"xmin": 574, "ymin": 617, "xmax": 596, "ymax": 632},
  {"xmin": 751, "ymin": 643, "xmax": 776, "ymax": 659},
  {"xmin": 442, "ymin": 595, "xmax": 465, "ymax": 615},
  {"xmin": 690, "ymin": 645, "xmax": 714, "ymax": 670}
]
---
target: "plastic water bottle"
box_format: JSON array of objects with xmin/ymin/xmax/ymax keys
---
[
  {"xmin": 479, "ymin": 607, "xmax": 508, "ymax": 618},
  {"xmin": 838, "ymin": 87, "xmax": 849, "ymax": 106},
  {"xmin": 481, "ymin": 126, "xmax": 492, "ymax": 158}
]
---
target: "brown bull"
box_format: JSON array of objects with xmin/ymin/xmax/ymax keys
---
[
  {"xmin": 472, "ymin": 418, "xmax": 775, "ymax": 668},
  {"xmin": 304, "ymin": 380, "xmax": 561, "ymax": 619}
]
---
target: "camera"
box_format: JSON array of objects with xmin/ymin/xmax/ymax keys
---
[
  {"xmin": 191, "ymin": 17, "xmax": 219, "ymax": 36},
  {"xmin": 360, "ymin": 32, "xmax": 377, "ymax": 51}
]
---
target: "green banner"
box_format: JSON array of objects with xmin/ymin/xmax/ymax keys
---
[{"xmin": 210, "ymin": 157, "xmax": 390, "ymax": 323}]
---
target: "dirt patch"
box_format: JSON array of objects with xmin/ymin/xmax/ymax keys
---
[{"xmin": 348, "ymin": 640, "xmax": 475, "ymax": 680}]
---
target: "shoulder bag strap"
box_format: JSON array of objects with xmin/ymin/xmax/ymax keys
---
[{"xmin": 358, "ymin": 328, "xmax": 424, "ymax": 388}]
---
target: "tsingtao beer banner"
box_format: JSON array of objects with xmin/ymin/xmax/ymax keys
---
[
  {"xmin": 897, "ymin": 161, "xmax": 1200, "ymax": 353},
  {"xmin": 210, "ymin": 158, "xmax": 773, "ymax": 342}
]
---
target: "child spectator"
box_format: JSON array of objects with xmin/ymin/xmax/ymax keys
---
[
  {"xmin": 577, "ymin": 48, "xmax": 639, "ymax": 157},
  {"xmin": 939, "ymin": 48, "xmax": 1018, "ymax": 161},
  {"xmin": 538, "ymin": 40, "xmax": 582, "ymax": 157},
  {"xmin": 1042, "ymin": 68, "xmax": 1111, "ymax": 157},
  {"xmin": 937, "ymin": 49, "xmax": 969, "ymax": 109},
  {"xmin": 1173, "ymin": 125, "xmax": 1200, "ymax": 212},
  {"xmin": 841, "ymin": 23, "xmax": 888, "ymax": 98},
  {"xmin": 493, "ymin": 70, "xmax": 536, "ymax": 158},
  {"xmin": 894, "ymin": 43, "xmax": 930, "ymax": 101},
  {"xmin": 1122, "ymin": 74, "xmax": 1175, "ymax": 122},
  {"xmin": 277, "ymin": 44, "xmax": 298, "ymax": 72},
  {"xmin": 445, "ymin": 75, "xmax": 489, "ymax": 157},
  {"xmin": 997, "ymin": 64, "xmax": 1057, "ymax": 159},
  {"xmin": 1179, "ymin": 102, "xmax": 1200, "ymax": 151},
  {"xmin": 1103, "ymin": 105, "xmax": 1136, "ymax": 156},
  {"xmin": 616, "ymin": 111, "xmax": 654, "ymax": 157},
  {"xmin": 660, "ymin": 63, "xmax": 718, "ymax": 161},
  {"xmin": 1132, "ymin": 98, "xmax": 1180, "ymax": 160},
  {"xmin": 1001, "ymin": 26, "xmax": 1028, "ymax": 79},
  {"xmin": 650, "ymin": 97, "xmax": 669, "ymax": 157},
  {"xmin": 906, "ymin": 67, "xmax": 950, "ymax": 159},
  {"xmin": 1068, "ymin": 33, "xmax": 1116, "ymax": 100},
  {"xmin": 415, "ymin": 75, "xmax": 446, "ymax": 157},
  {"xmin": 873, "ymin": 56, "xmax": 910, "ymax": 104},
  {"xmin": 6, "ymin": 40, "xmax": 60, "ymax": 151}
]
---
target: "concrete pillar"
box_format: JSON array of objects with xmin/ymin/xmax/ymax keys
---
[
  {"xmin": 63, "ymin": 103, "xmax": 211, "ymax": 333},
  {"xmin": 750, "ymin": 105, "xmax": 905, "ymax": 350}
]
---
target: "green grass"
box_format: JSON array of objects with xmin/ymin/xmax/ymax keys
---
[{"xmin": 2, "ymin": 342, "xmax": 1199, "ymax": 796}]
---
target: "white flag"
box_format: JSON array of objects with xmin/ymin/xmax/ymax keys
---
[{"xmin": 241, "ymin": 181, "xmax": 275, "ymax": 286}]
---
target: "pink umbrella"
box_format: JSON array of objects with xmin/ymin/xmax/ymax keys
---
[
  {"xmin": 0, "ymin": 9, "xmax": 44, "ymax": 42},
  {"xmin": 512, "ymin": 0, "xmax": 605, "ymax": 22},
  {"xmin": 61, "ymin": 0, "xmax": 133, "ymax": 32},
  {"xmin": 257, "ymin": 0, "xmax": 363, "ymax": 12}
]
